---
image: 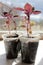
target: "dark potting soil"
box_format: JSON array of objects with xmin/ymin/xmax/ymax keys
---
[
  {"xmin": 21, "ymin": 41, "xmax": 38, "ymax": 63},
  {"xmin": 7, "ymin": 34, "xmax": 19, "ymax": 38},
  {"xmin": 26, "ymin": 36, "xmax": 34, "ymax": 38}
]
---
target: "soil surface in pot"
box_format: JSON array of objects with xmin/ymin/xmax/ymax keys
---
[{"xmin": 7, "ymin": 34, "xmax": 19, "ymax": 38}]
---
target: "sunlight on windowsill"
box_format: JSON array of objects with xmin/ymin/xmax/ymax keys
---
[{"xmin": 0, "ymin": 41, "xmax": 6, "ymax": 55}]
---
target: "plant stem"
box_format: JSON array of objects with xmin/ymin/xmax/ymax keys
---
[
  {"xmin": 8, "ymin": 24, "xmax": 10, "ymax": 34},
  {"xmin": 27, "ymin": 14, "xmax": 32, "ymax": 37}
]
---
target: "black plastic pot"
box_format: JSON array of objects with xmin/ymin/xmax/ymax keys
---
[
  {"xmin": 20, "ymin": 36, "xmax": 39, "ymax": 64},
  {"xmin": 3, "ymin": 33, "xmax": 21, "ymax": 59}
]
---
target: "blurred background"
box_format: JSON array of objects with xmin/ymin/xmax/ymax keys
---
[{"xmin": 0, "ymin": 0, "xmax": 43, "ymax": 31}]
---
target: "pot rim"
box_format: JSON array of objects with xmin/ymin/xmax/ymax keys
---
[
  {"xmin": 2, "ymin": 33, "xmax": 22, "ymax": 41},
  {"xmin": 20, "ymin": 33, "xmax": 40, "ymax": 43}
]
